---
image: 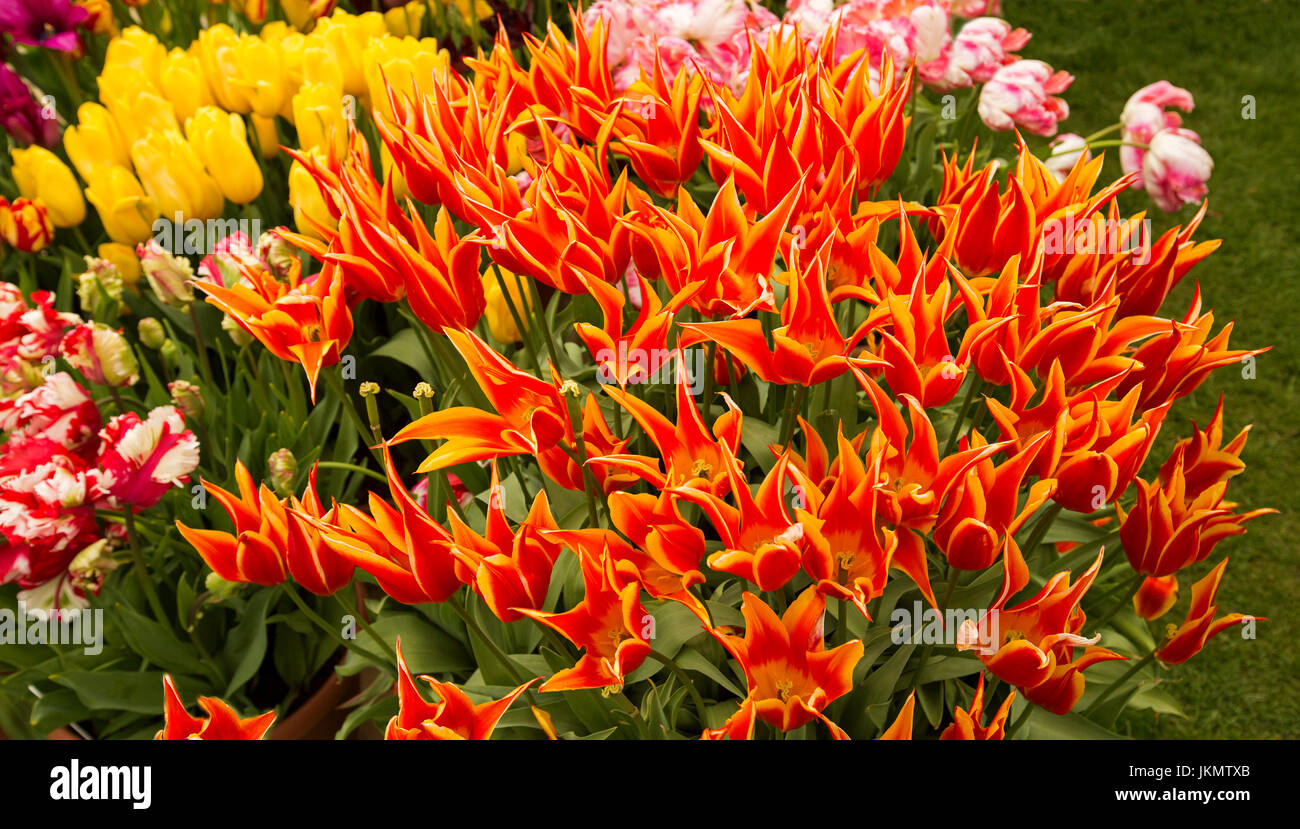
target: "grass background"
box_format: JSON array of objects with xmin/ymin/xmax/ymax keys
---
[{"xmin": 1007, "ymin": 0, "xmax": 1298, "ymax": 738}]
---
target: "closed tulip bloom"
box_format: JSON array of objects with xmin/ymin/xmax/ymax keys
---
[
  {"xmin": 231, "ymin": 34, "xmax": 289, "ymax": 119},
  {"xmin": 1143, "ymin": 130, "xmax": 1213, "ymax": 212},
  {"xmin": 250, "ymin": 114, "xmax": 280, "ymax": 160},
  {"xmin": 97, "ymin": 66, "xmax": 180, "ymax": 146},
  {"xmin": 978, "ymin": 59, "xmax": 1073, "ymax": 137},
  {"xmin": 63, "ymin": 102, "xmax": 131, "ymax": 179},
  {"xmin": 136, "ymin": 238, "xmax": 196, "ymax": 310},
  {"xmin": 159, "ymin": 48, "xmax": 215, "ymax": 123},
  {"xmin": 291, "ymin": 82, "xmax": 348, "ymax": 157},
  {"xmin": 0, "ymin": 64, "xmax": 60, "ymax": 148},
  {"xmin": 83, "ymin": 165, "xmax": 159, "ymax": 246},
  {"xmin": 231, "ymin": 0, "xmax": 269, "ymax": 24},
  {"xmin": 76, "ymin": 0, "xmax": 116, "ymax": 36},
  {"xmin": 197, "ymin": 25, "xmax": 253, "ymax": 113},
  {"xmin": 0, "ymin": 197, "xmax": 55, "ymax": 252},
  {"xmin": 60, "ymin": 322, "xmax": 140, "ymax": 387},
  {"xmin": 281, "ymin": 0, "xmax": 340, "ymax": 30},
  {"xmin": 103, "ymin": 26, "xmax": 166, "ymax": 87},
  {"xmin": 10, "ymin": 146, "xmax": 85, "ymax": 227},
  {"xmin": 480, "ymin": 267, "xmax": 532, "ymax": 345},
  {"xmin": 130, "ymin": 129, "xmax": 224, "ymax": 221},
  {"xmin": 185, "ymin": 108, "xmax": 264, "ymax": 204},
  {"xmin": 383, "ymin": 2, "xmax": 426, "ymax": 37}
]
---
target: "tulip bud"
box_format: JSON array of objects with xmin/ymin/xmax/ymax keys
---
[
  {"xmin": 168, "ymin": 379, "xmax": 205, "ymax": 419},
  {"xmin": 1143, "ymin": 130, "xmax": 1213, "ymax": 213},
  {"xmin": 205, "ymin": 571, "xmax": 245, "ymax": 598},
  {"xmin": 98, "ymin": 242, "xmax": 142, "ymax": 291},
  {"xmin": 159, "ymin": 338, "xmax": 180, "ymax": 369},
  {"xmin": 0, "ymin": 197, "xmax": 55, "ymax": 253},
  {"xmin": 77, "ymin": 256, "xmax": 125, "ymax": 317},
  {"xmin": 83, "ymin": 166, "xmax": 159, "ymax": 246},
  {"xmin": 11, "ymin": 146, "xmax": 87, "ymax": 228},
  {"xmin": 69, "ymin": 538, "xmax": 121, "ymax": 593},
  {"xmin": 138, "ymin": 317, "xmax": 166, "ymax": 349},
  {"xmin": 250, "ymin": 114, "xmax": 280, "ymax": 160},
  {"xmin": 136, "ymin": 238, "xmax": 196, "ymax": 310},
  {"xmin": 185, "ymin": 107, "xmax": 264, "ymax": 205},
  {"xmin": 268, "ymin": 448, "xmax": 298, "ymax": 497},
  {"xmin": 61, "ymin": 322, "xmax": 141, "ymax": 387}
]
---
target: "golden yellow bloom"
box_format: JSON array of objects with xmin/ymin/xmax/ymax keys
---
[
  {"xmin": 363, "ymin": 35, "xmax": 449, "ymax": 124},
  {"xmin": 231, "ymin": 34, "xmax": 289, "ymax": 119},
  {"xmin": 250, "ymin": 114, "xmax": 281, "ymax": 160},
  {"xmin": 97, "ymin": 66, "xmax": 180, "ymax": 146},
  {"xmin": 288, "ymin": 150, "xmax": 337, "ymax": 240},
  {"xmin": 63, "ymin": 103, "xmax": 131, "ymax": 180},
  {"xmin": 83, "ymin": 166, "xmax": 159, "ymax": 246},
  {"xmin": 99, "ymin": 242, "xmax": 142, "ymax": 290},
  {"xmin": 480, "ymin": 267, "xmax": 533, "ymax": 345},
  {"xmin": 104, "ymin": 27, "xmax": 167, "ymax": 87},
  {"xmin": 282, "ymin": 0, "xmax": 343, "ymax": 31},
  {"xmin": 76, "ymin": 0, "xmax": 117, "ymax": 36},
  {"xmin": 185, "ymin": 108, "xmax": 264, "ymax": 205},
  {"xmin": 130, "ymin": 130, "xmax": 224, "ymax": 221},
  {"xmin": 158, "ymin": 48, "xmax": 214, "ymax": 123},
  {"xmin": 383, "ymin": 2, "xmax": 426, "ymax": 37},
  {"xmin": 291, "ymin": 82, "xmax": 348, "ymax": 158},
  {"xmin": 10, "ymin": 147, "xmax": 85, "ymax": 228},
  {"xmin": 311, "ymin": 11, "xmax": 388, "ymax": 99},
  {"xmin": 197, "ymin": 25, "xmax": 253, "ymax": 114},
  {"xmin": 455, "ymin": 0, "xmax": 494, "ymax": 22}
]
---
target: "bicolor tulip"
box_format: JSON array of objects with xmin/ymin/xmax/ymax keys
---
[
  {"xmin": 156, "ymin": 675, "xmax": 276, "ymax": 740},
  {"xmin": 1155, "ymin": 558, "xmax": 1260, "ymax": 665},
  {"xmin": 386, "ymin": 641, "xmax": 537, "ymax": 740}
]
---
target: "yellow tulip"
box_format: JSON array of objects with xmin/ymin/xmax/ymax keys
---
[
  {"xmin": 480, "ymin": 267, "xmax": 533, "ymax": 345},
  {"xmin": 185, "ymin": 108, "xmax": 264, "ymax": 205},
  {"xmin": 363, "ymin": 35, "xmax": 450, "ymax": 124},
  {"xmin": 10, "ymin": 147, "xmax": 86, "ymax": 228},
  {"xmin": 250, "ymin": 114, "xmax": 281, "ymax": 160},
  {"xmin": 130, "ymin": 130, "xmax": 224, "ymax": 221},
  {"xmin": 281, "ymin": 0, "xmax": 332, "ymax": 30},
  {"xmin": 103, "ymin": 27, "xmax": 166, "ymax": 88},
  {"xmin": 383, "ymin": 2, "xmax": 426, "ymax": 37},
  {"xmin": 230, "ymin": 34, "xmax": 289, "ymax": 119},
  {"xmin": 311, "ymin": 11, "xmax": 388, "ymax": 99},
  {"xmin": 83, "ymin": 166, "xmax": 159, "ymax": 246},
  {"xmin": 63, "ymin": 103, "xmax": 131, "ymax": 179},
  {"xmin": 159, "ymin": 48, "xmax": 214, "ymax": 123},
  {"xmin": 98, "ymin": 242, "xmax": 142, "ymax": 290},
  {"xmin": 97, "ymin": 66, "xmax": 180, "ymax": 146},
  {"xmin": 197, "ymin": 25, "xmax": 253, "ymax": 113},
  {"xmin": 291, "ymin": 82, "xmax": 348, "ymax": 158},
  {"xmin": 288, "ymin": 151, "xmax": 337, "ymax": 240}
]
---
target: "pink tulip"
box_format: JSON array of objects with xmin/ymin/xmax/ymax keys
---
[
  {"xmin": 1120, "ymin": 80, "xmax": 1194, "ymax": 180},
  {"xmin": 978, "ymin": 59, "xmax": 1073, "ymax": 137},
  {"xmin": 1045, "ymin": 133, "xmax": 1091, "ymax": 181},
  {"xmin": 1142, "ymin": 129, "xmax": 1213, "ymax": 212},
  {"xmin": 922, "ymin": 17, "xmax": 1029, "ymax": 91}
]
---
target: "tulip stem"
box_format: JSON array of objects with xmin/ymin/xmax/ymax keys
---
[
  {"xmin": 648, "ymin": 649, "xmax": 708, "ymax": 727},
  {"xmin": 280, "ymin": 583, "xmax": 383, "ymax": 668},
  {"xmin": 313, "ymin": 461, "xmax": 388, "ymax": 484},
  {"xmin": 447, "ymin": 594, "xmax": 546, "ymax": 713},
  {"xmin": 1005, "ymin": 700, "xmax": 1035, "ymax": 739},
  {"xmin": 1018, "ymin": 501, "xmax": 1063, "ymax": 558},
  {"xmin": 492, "ymin": 269, "xmax": 541, "ymax": 373},
  {"xmin": 779, "ymin": 384, "xmax": 809, "ymax": 449},
  {"xmin": 942, "ymin": 377, "xmax": 985, "ymax": 457},
  {"xmin": 322, "ymin": 367, "xmax": 383, "ymax": 465},
  {"xmin": 123, "ymin": 507, "xmax": 168, "ymax": 626},
  {"xmin": 338, "ymin": 587, "xmax": 398, "ymax": 667},
  {"xmin": 1085, "ymin": 650, "xmax": 1156, "ymax": 714},
  {"xmin": 187, "ymin": 305, "xmax": 217, "ymax": 391},
  {"xmin": 1089, "ymin": 572, "xmax": 1146, "ymax": 635},
  {"xmin": 1080, "ymin": 122, "xmax": 1123, "ymax": 145}
]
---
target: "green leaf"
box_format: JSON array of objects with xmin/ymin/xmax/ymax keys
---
[
  {"xmin": 111, "ymin": 601, "xmax": 208, "ymax": 679},
  {"xmin": 1024, "ymin": 707, "xmax": 1129, "ymax": 739},
  {"xmin": 675, "ymin": 647, "xmax": 745, "ymax": 698},
  {"xmin": 51, "ymin": 670, "xmax": 202, "ymax": 714},
  {"xmin": 31, "ymin": 689, "xmax": 91, "ymax": 732},
  {"xmin": 354, "ymin": 610, "xmax": 473, "ymax": 675},
  {"xmin": 218, "ymin": 588, "xmax": 275, "ymax": 696},
  {"xmin": 371, "ymin": 328, "xmax": 435, "ymax": 378}
]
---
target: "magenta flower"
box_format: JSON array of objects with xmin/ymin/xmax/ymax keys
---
[
  {"xmin": 978, "ymin": 58, "xmax": 1073, "ymax": 137},
  {"xmin": 0, "ymin": 64, "xmax": 59, "ymax": 148},
  {"xmin": 0, "ymin": 0, "xmax": 89, "ymax": 53},
  {"xmin": 89, "ymin": 406, "xmax": 200, "ymax": 510}
]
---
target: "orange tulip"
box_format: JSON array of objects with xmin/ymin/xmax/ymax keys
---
[
  {"xmin": 1155, "ymin": 558, "xmax": 1261, "ymax": 665},
  {"xmin": 176, "ymin": 460, "xmax": 353, "ymax": 595},
  {"xmin": 515, "ymin": 548, "xmax": 653, "ymax": 693},
  {"xmin": 1134, "ymin": 574, "xmax": 1179, "ymax": 621},
  {"xmin": 195, "ymin": 258, "xmax": 354, "ymax": 401},
  {"xmin": 940, "ymin": 674, "xmax": 1016, "ymax": 740},
  {"xmin": 879, "ymin": 691, "xmax": 917, "ymax": 740},
  {"xmin": 703, "ymin": 588, "xmax": 862, "ymax": 740},
  {"xmin": 386, "ymin": 641, "xmax": 537, "ymax": 740},
  {"xmin": 606, "ymin": 59, "xmax": 705, "ymax": 197},
  {"xmin": 314, "ymin": 449, "xmax": 463, "ymax": 605},
  {"xmin": 156, "ymin": 675, "xmax": 276, "ymax": 740}
]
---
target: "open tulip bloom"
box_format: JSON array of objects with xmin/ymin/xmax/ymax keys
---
[{"xmin": 0, "ymin": 0, "xmax": 1274, "ymax": 746}]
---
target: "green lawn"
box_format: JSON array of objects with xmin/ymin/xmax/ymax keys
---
[{"xmin": 1008, "ymin": 0, "xmax": 1300, "ymax": 738}]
